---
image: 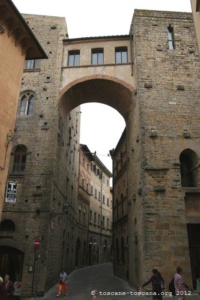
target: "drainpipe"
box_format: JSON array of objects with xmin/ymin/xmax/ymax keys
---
[{"xmin": 130, "ymin": 24, "xmax": 134, "ymax": 76}]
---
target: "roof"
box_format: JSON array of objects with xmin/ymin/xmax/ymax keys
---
[
  {"xmin": 80, "ymin": 144, "xmax": 112, "ymax": 177},
  {"xmin": 80, "ymin": 144, "xmax": 94, "ymax": 161},
  {"xmin": 63, "ymin": 35, "xmax": 130, "ymax": 44},
  {"xmin": 0, "ymin": 0, "xmax": 48, "ymax": 59}
]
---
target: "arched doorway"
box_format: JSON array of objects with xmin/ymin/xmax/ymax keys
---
[{"xmin": 0, "ymin": 246, "xmax": 24, "ymax": 295}]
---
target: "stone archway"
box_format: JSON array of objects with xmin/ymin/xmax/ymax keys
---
[
  {"xmin": 59, "ymin": 76, "xmax": 134, "ymax": 121},
  {"xmin": 58, "ymin": 75, "xmax": 137, "ymax": 284}
]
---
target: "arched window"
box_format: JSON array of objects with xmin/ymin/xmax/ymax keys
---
[
  {"xmin": 12, "ymin": 146, "xmax": 27, "ymax": 174},
  {"xmin": 19, "ymin": 93, "xmax": 34, "ymax": 115},
  {"xmin": 0, "ymin": 220, "xmax": 15, "ymax": 231},
  {"xmin": 179, "ymin": 149, "xmax": 198, "ymax": 187}
]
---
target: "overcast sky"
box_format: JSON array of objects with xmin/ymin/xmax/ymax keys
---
[{"xmin": 12, "ymin": 0, "xmax": 192, "ymax": 172}]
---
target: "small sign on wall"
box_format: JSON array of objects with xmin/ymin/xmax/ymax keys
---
[{"xmin": 5, "ymin": 182, "xmax": 17, "ymax": 203}]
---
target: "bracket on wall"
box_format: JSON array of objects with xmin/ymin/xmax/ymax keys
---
[{"xmin": 0, "ymin": 24, "xmax": 5, "ymax": 34}]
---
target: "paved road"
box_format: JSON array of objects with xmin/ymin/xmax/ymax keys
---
[{"xmin": 24, "ymin": 263, "xmax": 200, "ymax": 300}]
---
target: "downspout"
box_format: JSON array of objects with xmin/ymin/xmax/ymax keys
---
[
  {"xmin": 0, "ymin": 131, "xmax": 13, "ymax": 170},
  {"xmin": 130, "ymin": 24, "xmax": 134, "ymax": 76}
]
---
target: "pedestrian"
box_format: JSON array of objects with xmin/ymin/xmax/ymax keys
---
[
  {"xmin": 140, "ymin": 268, "xmax": 165, "ymax": 300},
  {"xmin": 56, "ymin": 268, "xmax": 68, "ymax": 297},
  {"xmin": 174, "ymin": 267, "xmax": 189, "ymax": 300},
  {"xmin": 92, "ymin": 289, "xmax": 98, "ymax": 299},
  {"xmin": 0, "ymin": 277, "xmax": 3, "ymax": 300},
  {"xmin": 0, "ymin": 274, "xmax": 15, "ymax": 300},
  {"xmin": 196, "ymin": 277, "xmax": 200, "ymax": 295}
]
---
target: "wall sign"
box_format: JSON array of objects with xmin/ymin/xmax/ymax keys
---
[{"xmin": 5, "ymin": 182, "xmax": 17, "ymax": 203}]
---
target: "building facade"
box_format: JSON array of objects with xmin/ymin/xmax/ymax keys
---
[
  {"xmin": 0, "ymin": 0, "xmax": 46, "ymax": 221},
  {"xmin": 110, "ymin": 129, "xmax": 129, "ymax": 281},
  {"xmin": 78, "ymin": 144, "xmax": 113, "ymax": 266},
  {"xmin": 0, "ymin": 6, "xmax": 200, "ymax": 296},
  {"xmin": 76, "ymin": 144, "xmax": 92, "ymax": 267},
  {"xmin": 191, "ymin": 0, "xmax": 200, "ymax": 53},
  {"xmin": 89, "ymin": 154, "xmax": 113, "ymax": 265},
  {"xmin": 0, "ymin": 14, "xmax": 80, "ymax": 297}
]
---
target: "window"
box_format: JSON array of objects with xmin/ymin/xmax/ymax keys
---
[
  {"xmin": 91, "ymin": 48, "xmax": 104, "ymax": 65},
  {"xmin": 94, "ymin": 212, "xmax": 97, "ymax": 224},
  {"xmin": 102, "ymin": 216, "xmax": 105, "ymax": 228},
  {"xmin": 90, "ymin": 210, "xmax": 92, "ymax": 223},
  {"xmin": 102, "ymin": 175, "xmax": 105, "ymax": 183},
  {"xmin": 196, "ymin": 0, "xmax": 200, "ymax": 11},
  {"xmin": 83, "ymin": 208, "xmax": 86, "ymax": 224},
  {"xmin": 12, "ymin": 146, "xmax": 27, "ymax": 174},
  {"xmin": 115, "ymin": 47, "xmax": 128, "ymax": 64},
  {"xmin": 107, "ymin": 198, "xmax": 109, "ymax": 206},
  {"xmin": 107, "ymin": 218, "xmax": 109, "ymax": 230},
  {"xmin": 25, "ymin": 59, "xmax": 40, "ymax": 69},
  {"xmin": 82, "ymin": 179, "xmax": 84, "ymax": 188},
  {"xmin": 95, "ymin": 188, "xmax": 97, "ymax": 198},
  {"xmin": 103, "ymin": 195, "xmax": 105, "ymax": 204},
  {"xmin": 98, "ymin": 191, "xmax": 101, "ymax": 201},
  {"xmin": 90, "ymin": 185, "xmax": 93, "ymax": 195},
  {"xmin": 0, "ymin": 220, "xmax": 15, "ymax": 231},
  {"xmin": 167, "ymin": 25, "xmax": 175, "ymax": 50},
  {"xmin": 179, "ymin": 149, "xmax": 197, "ymax": 187},
  {"xmin": 68, "ymin": 50, "xmax": 80, "ymax": 66},
  {"xmin": 19, "ymin": 93, "xmax": 34, "ymax": 116},
  {"xmin": 98, "ymin": 214, "xmax": 100, "ymax": 226},
  {"xmin": 78, "ymin": 206, "xmax": 82, "ymax": 223}
]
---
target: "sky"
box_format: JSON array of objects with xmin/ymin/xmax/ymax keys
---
[{"xmin": 12, "ymin": 0, "xmax": 192, "ymax": 172}]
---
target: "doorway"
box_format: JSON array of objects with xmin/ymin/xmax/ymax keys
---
[{"xmin": 187, "ymin": 224, "xmax": 200, "ymax": 288}]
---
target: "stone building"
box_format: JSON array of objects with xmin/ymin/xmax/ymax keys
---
[
  {"xmin": 78, "ymin": 144, "xmax": 113, "ymax": 266},
  {"xmin": 0, "ymin": 14, "xmax": 80, "ymax": 297},
  {"xmin": 191, "ymin": 0, "xmax": 200, "ymax": 53},
  {"xmin": 110, "ymin": 128, "xmax": 129, "ymax": 281},
  {"xmin": 0, "ymin": 0, "xmax": 47, "ymax": 220},
  {"xmin": 76, "ymin": 144, "xmax": 93, "ymax": 267},
  {"xmin": 89, "ymin": 153, "xmax": 113, "ymax": 265},
  {"xmin": 110, "ymin": 9, "xmax": 200, "ymax": 290},
  {"xmin": 0, "ymin": 5, "xmax": 200, "ymax": 296}
]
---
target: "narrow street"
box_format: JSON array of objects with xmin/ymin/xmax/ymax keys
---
[
  {"xmin": 24, "ymin": 263, "xmax": 200, "ymax": 300},
  {"xmin": 25, "ymin": 263, "xmax": 135, "ymax": 300}
]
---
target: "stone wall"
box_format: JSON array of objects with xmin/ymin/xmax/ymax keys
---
[
  {"xmin": 129, "ymin": 10, "xmax": 200, "ymax": 287},
  {"xmin": 0, "ymin": 14, "xmax": 80, "ymax": 297}
]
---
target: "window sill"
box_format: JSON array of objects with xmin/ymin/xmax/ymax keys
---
[
  {"xmin": 9, "ymin": 173, "xmax": 25, "ymax": 178},
  {"xmin": 24, "ymin": 68, "xmax": 40, "ymax": 73}
]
